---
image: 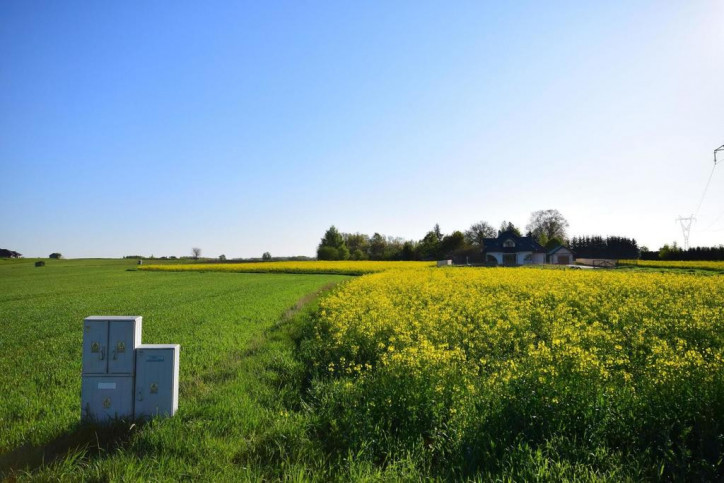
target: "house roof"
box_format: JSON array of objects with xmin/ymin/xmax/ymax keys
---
[
  {"xmin": 482, "ymin": 231, "xmax": 546, "ymax": 254},
  {"xmin": 548, "ymin": 245, "xmax": 576, "ymax": 256}
]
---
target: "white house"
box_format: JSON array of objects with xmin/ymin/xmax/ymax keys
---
[
  {"xmin": 482, "ymin": 231, "xmax": 547, "ymax": 266},
  {"xmin": 483, "ymin": 231, "xmax": 576, "ymax": 266}
]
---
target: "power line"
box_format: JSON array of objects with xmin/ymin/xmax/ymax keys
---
[
  {"xmin": 694, "ymin": 163, "xmax": 717, "ymax": 218},
  {"xmin": 695, "ymin": 144, "xmax": 723, "ymax": 231},
  {"xmin": 678, "ymin": 143, "xmax": 721, "ymax": 245},
  {"xmin": 701, "ymin": 211, "xmax": 724, "ymax": 231},
  {"xmin": 694, "ymin": 145, "xmax": 721, "ymax": 217}
]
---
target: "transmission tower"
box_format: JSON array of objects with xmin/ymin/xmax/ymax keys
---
[{"xmin": 676, "ymin": 215, "xmax": 695, "ymax": 250}]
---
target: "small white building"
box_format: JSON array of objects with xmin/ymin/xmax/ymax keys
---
[{"xmin": 548, "ymin": 245, "xmax": 576, "ymax": 265}]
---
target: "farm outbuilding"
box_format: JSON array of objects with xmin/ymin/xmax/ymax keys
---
[
  {"xmin": 0, "ymin": 249, "xmax": 22, "ymax": 258},
  {"xmin": 548, "ymin": 245, "xmax": 576, "ymax": 265}
]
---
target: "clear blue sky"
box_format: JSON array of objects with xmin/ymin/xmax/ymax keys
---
[{"xmin": 2, "ymin": 1, "xmax": 723, "ymax": 258}]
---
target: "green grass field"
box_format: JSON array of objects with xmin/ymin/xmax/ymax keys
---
[{"xmin": 0, "ymin": 258, "xmax": 349, "ymax": 480}]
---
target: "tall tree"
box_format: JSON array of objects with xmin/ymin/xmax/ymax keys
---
[
  {"xmin": 401, "ymin": 241, "xmax": 416, "ymax": 260},
  {"xmin": 433, "ymin": 223, "xmax": 443, "ymax": 242},
  {"xmin": 465, "ymin": 221, "xmax": 496, "ymax": 246},
  {"xmin": 418, "ymin": 229, "xmax": 442, "ymax": 260},
  {"xmin": 317, "ymin": 225, "xmax": 349, "ymax": 260},
  {"xmin": 343, "ymin": 233, "xmax": 370, "ymax": 259},
  {"xmin": 441, "ymin": 231, "xmax": 467, "ymax": 256},
  {"xmin": 499, "ymin": 221, "xmax": 522, "ymax": 237},
  {"xmin": 526, "ymin": 209, "xmax": 569, "ymax": 245},
  {"xmin": 383, "ymin": 236, "xmax": 405, "ymax": 260},
  {"xmin": 369, "ymin": 233, "xmax": 387, "ymax": 260}
]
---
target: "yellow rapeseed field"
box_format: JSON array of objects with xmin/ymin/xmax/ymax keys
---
[
  {"xmin": 304, "ymin": 266, "xmax": 724, "ymax": 476},
  {"xmin": 139, "ymin": 260, "xmax": 434, "ymax": 275},
  {"xmin": 314, "ymin": 267, "xmax": 724, "ymax": 389}
]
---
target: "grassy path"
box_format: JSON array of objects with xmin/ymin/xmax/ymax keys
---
[{"xmin": 0, "ymin": 259, "xmax": 347, "ymax": 480}]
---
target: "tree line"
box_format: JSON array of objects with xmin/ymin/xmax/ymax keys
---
[
  {"xmin": 641, "ymin": 243, "xmax": 724, "ymax": 261},
  {"xmin": 317, "ymin": 209, "xmax": 724, "ymax": 262},
  {"xmin": 317, "ymin": 209, "xmax": 572, "ymax": 262},
  {"xmin": 569, "ymin": 236, "xmax": 640, "ymax": 259},
  {"xmin": 317, "ymin": 223, "xmax": 487, "ymax": 262}
]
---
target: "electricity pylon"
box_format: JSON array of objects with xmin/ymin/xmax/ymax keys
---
[{"xmin": 676, "ymin": 215, "xmax": 695, "ymax": 250}]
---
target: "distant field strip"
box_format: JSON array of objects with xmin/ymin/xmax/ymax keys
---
[
  {"xmin": 139, "ymin": 260, "xmax": 435, "ymax": 275},
  {"xmin": 619, "ymin": 259, "xmax": 724, "ymax": 271}
]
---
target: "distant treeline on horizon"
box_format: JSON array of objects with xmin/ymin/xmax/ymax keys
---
[{"xmin": 640, "ymin": 244, "xmax": 724, "ymax": 261}]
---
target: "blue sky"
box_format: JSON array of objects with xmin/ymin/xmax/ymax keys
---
[{"xmin": 2, "ymin": 1, "xmax": 723, "ymax": 258}]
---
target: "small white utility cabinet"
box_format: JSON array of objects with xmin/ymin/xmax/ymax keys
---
[
  {"xmin": 81, "ymin": 376, "xmax": 134, "ymax": 422},
  {"xmin": 134, "ymin": 344, "xmax": 180, "ymax": 419},
  {"xmin": 81, "ymin": 316, "xmax": 179, "ymax": 423},
  {"xmin": 82, "ymin": 316, "xmax": 142, "ymax": 375}
]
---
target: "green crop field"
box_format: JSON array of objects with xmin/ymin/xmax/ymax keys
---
[{"xmin": 0, "ymin": 259, "xmax": 348, "ymax": 480}]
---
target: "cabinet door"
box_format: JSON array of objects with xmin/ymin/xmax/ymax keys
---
[
  {"xmin": 135, "ymin": 348, "xmax": 177, "ymax": 419},
  {"xmin": 82, "ymin": 320, "xmax": 108, "ymax": 374},
  {"xmin": 81, "ymin": 376, "xmax": 134, "ymax": 422},
  {"xmin": 108, "ymin": 321, "xmax": 137, "ymax": 374}
]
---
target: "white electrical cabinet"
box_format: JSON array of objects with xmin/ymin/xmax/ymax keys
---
[
  {"xmin": 81, "ymin": 376, "xmax": 134, "ymax": 422},
  {"xmin": 82, "ymin": 316, "xmax": 142, "ymax": 375},
  {"xmin": 81, "ymin": 316, "xmax": 142, "ymax": 423},
  {"xmin": 134, "ymin": 344, "xmax": 180, "ymax": 419},
  {"xmin": 81, "ymin": 316, "xmax": 180, "ymax": 424}
]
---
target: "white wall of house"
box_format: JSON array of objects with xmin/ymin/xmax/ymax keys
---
[
  {"xmin": 520, "ymin": 252, "xmax": 546, "ymax": 265},
  {"xmin": 487, "ymin": 252, "xmax": 502, "ymax": 265},
  {"xmin": 518, "ymin": 252, "xmax": 533, "ymax": 264},
  {"xmin": 486, "ymin": 252, "xmax": 546, "ymax": 265}
]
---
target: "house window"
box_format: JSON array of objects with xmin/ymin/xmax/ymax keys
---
[{"xmin": 503, "ymin": 239, "xmax": 516, "ymax": 248}]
